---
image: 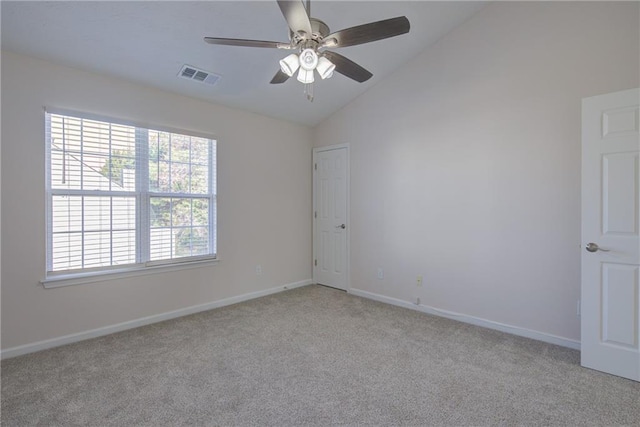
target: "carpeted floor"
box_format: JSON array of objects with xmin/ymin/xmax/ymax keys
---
[{"xmin": 2, "ymin": 284, "xmax": 639, "ymax": 426}]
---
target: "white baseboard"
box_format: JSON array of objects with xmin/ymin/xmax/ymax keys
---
[
  {"xmin": 1, "ymin": 279, "xmax": 312, "ymax": 360},
  {"xmin": 349, "ymin": 288, "xmax": 580, "ymax": 350}
]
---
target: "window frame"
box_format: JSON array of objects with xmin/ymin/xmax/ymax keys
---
[{"xmin": 43, "ymin": 107, "xmax": 218, "ymax": 287}]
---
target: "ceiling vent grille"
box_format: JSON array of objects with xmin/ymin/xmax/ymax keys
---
[{"xmin": 178, "ymin": 65, "xmax": 220, "ymax": 86}]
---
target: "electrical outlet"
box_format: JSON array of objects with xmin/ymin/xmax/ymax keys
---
[
  {"xmin": 256, "ymin": 265, "xmax": 262, "ymax": 275},
  {"xmin": 377, "ymin": 268, "xmax": 384, "ymax": 280},
  {"xmin": 416, "ymin": 275, "xmax": 423, "ymax": 287}
]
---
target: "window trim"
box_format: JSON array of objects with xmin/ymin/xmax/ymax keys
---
[
  {"xmin": 43, "ymin": 107, "xmax": 218, "ymax": 285},
  {"xmin": 40, "ymin": 256, "xmax": 219, "ymax": 289}
]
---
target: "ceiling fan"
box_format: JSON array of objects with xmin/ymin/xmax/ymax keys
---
[{"xmin": 204, "ymin": 0, "xmax": 410, "ymax": 101}]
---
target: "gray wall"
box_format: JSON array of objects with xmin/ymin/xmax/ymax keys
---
[
  {"xmin": 2, "ymin": 1, "xmax": 638, "ymax": 354},
  {"xmin": 1, "ymin": 51, "xmax": 313, "ymax": 351},
  {"xmin": 313, "ymin": 1, "xmax": 639, "ymax": 342}
]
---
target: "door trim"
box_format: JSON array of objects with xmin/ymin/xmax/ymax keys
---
[{"xmin": 312, "ymin": 143, "xmax": 350, "ymax": 291}]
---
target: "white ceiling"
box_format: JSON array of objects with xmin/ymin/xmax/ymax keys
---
[{"xmin": 1, "ymin": 1, "xmax": 486, "ymax": 126}]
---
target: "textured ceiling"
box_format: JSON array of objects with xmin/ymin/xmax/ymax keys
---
[{"xmin": 1, "ymin": 1, "xmax": 486, "ymax": 126}]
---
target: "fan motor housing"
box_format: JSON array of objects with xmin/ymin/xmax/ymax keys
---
[{"xmin": 289, "ymin": 17, "xmax": 330, "ymax": 44}]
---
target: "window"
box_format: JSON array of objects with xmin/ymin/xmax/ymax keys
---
[{"xmin": 45, "ymin": 110, "xmax": 217, "ymax": 277}]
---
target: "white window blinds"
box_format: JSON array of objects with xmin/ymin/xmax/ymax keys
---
[{"xmin": 45, "ymin": 110, "xmax": 217, "ymax": 275}]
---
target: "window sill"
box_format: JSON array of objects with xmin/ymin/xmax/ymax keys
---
[{"xmin": 41, "ymin": 257, "xmax": 219, "ymax": 289}]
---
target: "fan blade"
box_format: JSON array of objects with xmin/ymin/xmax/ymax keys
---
[
  {"xmin": 204, "ymin": 37, "xmax": 289, "ymax": 49},
  {"xmin": 277, "ymin": 0, "xmax": 312, "ymax": 37},
  {"xmin": 323, "ymin": 51, "xmax": 372, "ymax": 83},
  {"xmin": 322, "ymin": 16, "xmax": 410, "ymax": 48},
  {"xmin": 270, "ymin": 70, "xmax": 290, "ymax": 84}
]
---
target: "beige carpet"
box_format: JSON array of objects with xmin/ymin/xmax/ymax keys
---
[{"xmin": 2, "ymin": 284, "xmax": 639, "ymax": 426}]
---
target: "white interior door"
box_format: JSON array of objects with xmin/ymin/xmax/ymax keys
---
[
  {"xmin": 313, "ymin": 145, "xmax": 348, "ymax": 290},
  {"xmin": 581, "ymin": 88, "xmax": 640, "ymax": 381}
]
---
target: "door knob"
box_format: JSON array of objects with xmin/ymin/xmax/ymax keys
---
[
  {"xmin": 335, "ymin": 224, "xmax": 346, "ymax": 229},
  {"xmin": 586, "ymin": 242, "xmax": 609, "ymax": 253}
]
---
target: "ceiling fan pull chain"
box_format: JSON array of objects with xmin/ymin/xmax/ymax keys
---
[{"xmin": 304, "ymin": 82, "xmax": 314, "ymax": 102}]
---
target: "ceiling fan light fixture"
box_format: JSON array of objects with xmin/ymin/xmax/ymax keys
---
[
  {"xmin": 299, "ymin": 48, "xmax": 319, "ymax": 71},
  {"xmin": 316, "ymin": 57, "xmax": 335, "ymax": 79},
  {"xmin": 279, "ymin": 53, "xmax": 300, "ymax": 77},
  {"xmin": 297, "ymin": 68, "xmax": 315, "ymax": 84}
]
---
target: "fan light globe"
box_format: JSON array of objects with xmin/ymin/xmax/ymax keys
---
[
  {"xmin": 316, "ymin": 57, "xmax": 335, "ymax": 79},
  {"xmin": 279, "ymin": 53, "xmax": 299, "ymax": 77},
  {"xmin": 299, "ymin": 49, "xmax": 319, "ymax": 71},
  {"xmin": 297, "ymin": 68, "xmax": 315, "ymax": 84}
]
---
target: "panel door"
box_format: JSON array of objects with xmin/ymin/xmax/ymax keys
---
[
  {"xmin": 581, "ymin": 88, "xmax": 640, "ymax": 381},
  {"xmin": 314, "ymin": 146, "xmax": 348, "ymax": 290}
]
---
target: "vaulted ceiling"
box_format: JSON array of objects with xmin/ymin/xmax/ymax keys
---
[{"xmin": 1, "ymin": 1, "xmax": 486, "ymax": 126}]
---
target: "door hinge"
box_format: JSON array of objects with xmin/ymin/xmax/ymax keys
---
[
  {"xmin": 314, "ymin": 259, "xmax": 317, "ymax": 266},
  {"xmin": 314, "ymin": 211, "xmax": 317, "ymax": 219},
  {"xmin": 314, "ymin": 163, "xmax": 317, "ymax": 171}
]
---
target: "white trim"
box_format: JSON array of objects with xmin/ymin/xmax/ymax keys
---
[
  {"xmin": 42, "ymin": 257, "xmax": 219, "ymax": 288},
  {"xmin": 312, "ymin": 143, "xmax": 350, "ymax": 291},
  {"xmin": 349, "ymin": 288, "xmax": 581, "ymax": 350},
  {"xmin": 2, "ymin": 279, "xmax": 312, "ymax": 359}
]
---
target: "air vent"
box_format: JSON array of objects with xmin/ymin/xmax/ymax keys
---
[{"xmin": 178, "ymin": 65, "xmax": 221, "ymax": 86}]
